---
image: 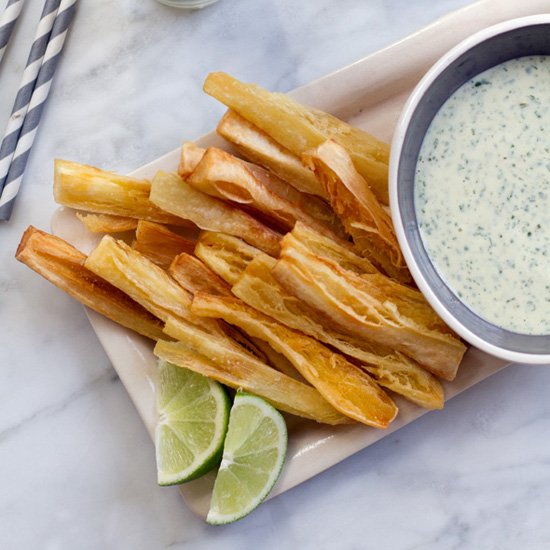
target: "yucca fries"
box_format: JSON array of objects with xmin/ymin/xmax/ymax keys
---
[
  {"xmin": 192, "ymin": 293, "xmax": 398, "ymax": 428},
  {"xmin": 304, "ymin": 141, "xmax": 411, "ymax": 283},
  {"xmin": 85, "ymin": 235, "xmax": 223, "ymax": 335},
  {"xmin": 222, "ymin": 326, "xmax": 269, "ymax": 362},
  {"xmin": 193, "ymin": 225, "xmax": 444, "ymax": 404},
  {"xmin": 188, "ymin": 146, "xmax": 345, "ymax": 237},
  {"xmin": 204, "ymin": 72, "xmax": 390, "ymax": 204},
  {"xmin": 232, "ymin": 254, "xmax": 444, "ymax": 409},
  {"xmin": 217, "ymin": 110, "xmax": 327, "ymax": 199},
  {"xmin": 76, "ymin": 212, "xmax": 138, "ymax": 233},
  {"xmin": 168, "ymin": 255, "xmax": 302, "ymax": 383},
  {"xmin": 158, "ymin": 318, "xmax": 350, "ymax": 425},
  {"xmin": 273, "ymin": 236, "xmax": 466, "ymax": 381},
  {"xmin": 132, "ymin": 221, "xmax": 196, "ymax": 269},
  {"xmin": 194, "ymin": 231, "xmax": 263, "ymax": 285},
  {"xmin": 54, "ymin": 160, "xmax": 189, "ymax": 226},
  {"xmin": 178, "ymin": 142, "xmax": 206, "ymax": 178},
  {"xmin": 149, "ymin": 171, "xmax": 281, "ymax": 256},
  {"xmin": 284, "ymin": 224, "xmax": 448, "ymax": 334},
  {"xmin": 17, "ymin": 70, "xmax": 468, "ymax": 432},
  {"xmin": 247, "ymin": 337, "xmax": 308, "ymax": 384},
  {"xmin": 16, "ymin": 227, "xmax": 165, "ymax": 341},
  {"xmin": 288, "ymin": 221, "xmax": 378, "ymax": 275},
  {"xmin": 169, "ymin": 253, "xmax": 231, "ymax": 296}
]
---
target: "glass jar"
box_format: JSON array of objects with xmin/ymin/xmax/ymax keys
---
[{"xmin": 156, "ymin": 0, "xmax": 220, "ymax": 8}]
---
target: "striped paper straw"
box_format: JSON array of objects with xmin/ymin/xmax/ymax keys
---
[
  {"xmin": 0, "ymin": 0, "xmax": 60, "ymax": 208},
  {"xmin": 0, "ymin": 0, "xmax": 77, "ymax": 220},
  {"xmin": 0, "ymin": 0, "xmax": 25, "ymax": 65}
]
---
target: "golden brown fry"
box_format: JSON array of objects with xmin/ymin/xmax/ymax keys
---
[
  {"xmin": 155, "ymin": 342, "xmax": 346, "ymax": 425},
  {"xmin": 15, "ymin": 226, "xmax": 165, "ymax": 341},
  {"xmin": 248, "ymin": 337, "xmax": 309, "ymax": 384},
  {"xmin": 203, "ymin": 72, "xmax": 390, "ymax": 204},
  {"xmin": 149, "ymin": 171, "xmax": 281, "ymax": 256},
  {"xmin": 133, "ymin": 221, "xmax": 195, "ymax": 270},
  {"xmin": 288, "ymin": 221, "xmax": 378, "ymax": 276},
  {"xmin": 304, "ymin": 140, "xmax": 411, "ymax": 283},
  {"xmin": 192, "ymin": 293, "xmax": 398, "ymax": 428},
  {"xmin": 224, "ymin": 327, "xmax": 268, "ymax": 362},
  {"xmin": 85, "ymin": 235, "xmax": 223, "ymax": 335},
  {"xmin": 189, "ymin": 230, "xmax": 439, "ymax": 406},
  {"xmin": 76, "ymin": 212, "xmax": 138, "ymax": 233},
  {"xmin": 54, "ymin": 160, "xmax": 189, "ymax": 226},
  {"xmin": 169, "ymin": 253, "xmax": 232, "ymax": 297},
  {"xmin": 273, "ymin": 237, "xmax": 466, "ymax": 381},
  {"xmin": 217, "ymin": 110, "xmax": 327, "ymax": 199},
  {"xmin": 187, "ymin": 147, "xmax": 345, "ymax": 238},
  {"xmin": 361, "ymin": 352, "xmax": 444, "ymax": 409},
  {"xmin": 159, "ymin": 245, "xmax": 294, "ymax": 381},
  {"xmin": 232, "ymin": 254, "xmax": 444, "ymax": 409},
  {"xmin": 285, "ymin": 223, "xmax": 446, "ymax": 333},
  {"xmin": 194, "ymin": 231, "xmax": 263, "ymax": 285},
  {"xmin": 158, "ymin": 318, "xmax": 350, "ymax": 424},
  {"xmin": 178, "ymin": 142, "xmax": 206, "ymax": 178}
]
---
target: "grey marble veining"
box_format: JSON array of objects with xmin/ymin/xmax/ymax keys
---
[{"xmin": 3, "ymin": 0, "xmax": 550, "ymax": 548}]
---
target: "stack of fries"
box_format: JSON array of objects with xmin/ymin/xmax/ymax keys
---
[{"xmin": 16, "ymin": 72, "xmax": 467, "ymax": 429}]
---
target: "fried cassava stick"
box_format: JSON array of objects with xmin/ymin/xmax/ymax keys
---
[
  {"xmin": 187, "ymin": 146, "xmax": 344, "ymax": 237},
  {"xmin": 203, "ymin": 72, "xmax": 390, "ymax": 204},
  {"xmin": 178, "ymin": 142, "xmax": 206, "ymax": 178},
  {"xmin": 149, "ymin": 171, "xmax": 281, "ymax": 256},
  {"xmin": 15, "ymin": 226, "xmax": 164, "ymax": 341},
  {"xmin": 157, "ymin": 318, "xmax": 350, "ymax": 425},
  {"xmin": 54, "ymin": 160, "xmax": 189, "ymax": 226},
  {"xmin": 132, "ymin": 221, "xmax": 196, "ymax": 269},
  {"xmin": 76, "ymin": 212, "xmax": 139, "ymax": 233},
  {"xmin": 191, "ymin": 292, "xmax": 398, "ymax": 428},
  {"xmin": 169, "ymin": 253, "xmax": 232, "ymax": 297},
  {"xmin": 232, "ymin": 253, "xmax": 444, "ymax": 409},
  {"xmin": 85, "ymin": 235, "xmax": 222, "ymax": 335},
  {"xmin": 273, "ymin": 235, "xmax": 466, "ymax": 381},
  {"xmin": 194, "ymin": 231, "xmax": 264, "ymax": 285},
  {"xmin": 217, "ymin": 110, "xmax": 327, "ymax": 199},
  {"xmin": 304, "ymin": 140, "xmax": 411, "ymax": 283}
]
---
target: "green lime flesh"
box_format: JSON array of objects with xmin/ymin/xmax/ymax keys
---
[
  {"xmin": 207, "ymin": 392, "xmax": 287, "ymax": 524},
  {"xmin": 155, "ymin": 360, "xmax": 230, "ymax": 486}
]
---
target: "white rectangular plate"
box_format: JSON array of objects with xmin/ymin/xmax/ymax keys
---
[{"xmin": 51, "ymin": 0, "xmax": 549, "ymax": 518}]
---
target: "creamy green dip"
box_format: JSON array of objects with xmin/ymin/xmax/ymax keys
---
[{"xmin": 415, "ymin": 56, "xmax": 550, "ymax": 335}]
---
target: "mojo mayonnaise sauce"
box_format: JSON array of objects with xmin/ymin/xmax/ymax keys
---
[{"xmin": 415, "ymin": 56, "xmax": 550, "ymax": 334}]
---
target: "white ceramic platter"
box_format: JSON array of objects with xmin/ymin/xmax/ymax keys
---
[{"xmin": 51, "ymin": 0, "xmax": 550, "ymax": 518}]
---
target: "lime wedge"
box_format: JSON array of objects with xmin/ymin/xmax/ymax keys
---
[
  {"xmin": 207, "ymin": 392, "xmax": 287, "ymax": 524},
  {"xmin": 155, "ymin": 360, "xmax": 230, "ymax": 486}
]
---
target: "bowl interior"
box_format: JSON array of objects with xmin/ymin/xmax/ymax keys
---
[{"xmin": 396, "ymin": 22, "xmax": 550, "ymax": 355}]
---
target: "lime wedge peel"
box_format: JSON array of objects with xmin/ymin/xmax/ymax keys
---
[
  {"xmin": 155, "ymin": 360, "xmax": 230, "ymax": 486},
  {"xmin": 207, "ymin": 392, "xmax": 288, "ymax": 525}
]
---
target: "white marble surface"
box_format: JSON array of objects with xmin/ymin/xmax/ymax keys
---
[{"xmin": 2, "ymin": 0, "xmax": 550, "ymax": 548}]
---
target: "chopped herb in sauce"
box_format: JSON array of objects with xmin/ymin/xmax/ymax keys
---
[{"xmin": 415, "ymin": 56, "xmax": 550, "ymax": 335}]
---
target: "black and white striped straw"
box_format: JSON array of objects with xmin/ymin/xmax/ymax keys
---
[
  {"xmin": 0, "ymin": 0, "xmax": 77, "ymax": 220},
  {"xmin": 0, "ymin": 0, "xmax": 25, "ymax": 65}
]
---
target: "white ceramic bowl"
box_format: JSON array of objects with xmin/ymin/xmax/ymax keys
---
[{"xmin": 390, "ymin": 15, "xmax": 550, "ymax": 364}]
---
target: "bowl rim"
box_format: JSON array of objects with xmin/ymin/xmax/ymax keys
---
[{"xmin": 389, "ymin": 14, "xmax": 550, "ymax": 364}]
